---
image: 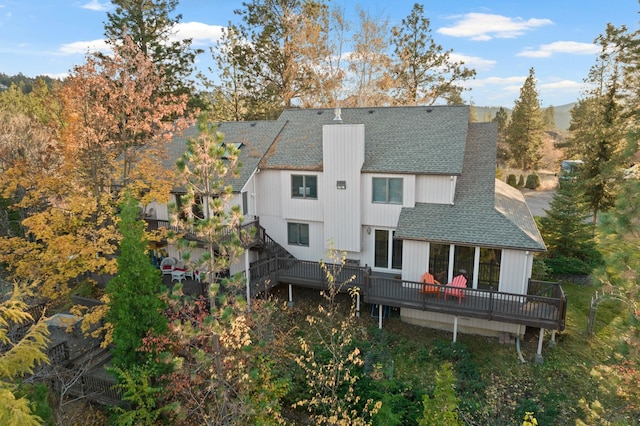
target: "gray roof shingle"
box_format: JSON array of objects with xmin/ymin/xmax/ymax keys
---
[
  {"xmin": 261, "ymin": 106, "xmax": 469, "ymax": 174},
  {"xmin": 395, "ymin": 122, "xmax": 546, "ymax": 251}
]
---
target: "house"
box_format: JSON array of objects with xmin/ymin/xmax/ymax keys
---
[{"xmin": 146, "ymin": 105, "xmax": 565, "ymax": 352}]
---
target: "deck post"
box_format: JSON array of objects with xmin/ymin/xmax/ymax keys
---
[
  {"xmin": 535, "ymin": 328, "xmax": 545, "ymax": 363},
  {"xmin": 378, "ymin": 304, "xmax": 383, "ymax": 329},
  {"xmin": 452, "ymin": 316, "xmax": 458, "ymax": 343},
  {"xmin": 287, "ymin": 284, "xmax": 294, "ymax": 307},
  {"xmin": 549, "ymin": 329, "xmax": 557, "ymax": 348},
  {"xmin": 356, "ymin": 293, "xmax": 360, "ymax": 317},
  {"xmin": 245, "ymin": 250, "xmax": 251, "ymax": 312}
]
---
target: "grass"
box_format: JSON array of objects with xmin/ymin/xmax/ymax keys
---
[{"xmin": 280, "ymin": 281, "xmax": 639, "ymax": 425}]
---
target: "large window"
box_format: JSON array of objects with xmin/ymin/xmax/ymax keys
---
[
  {"xmin": 372, "ymin": 177, "xmax": 403, "ymax": 204},
  {"xmin": 374, "ymin": 229, "xmax": 403, "ymax": 270},
  {"xmin": 291, "ymin": 175, "xmax": 317, "ymax": 199},
  {"xmin": 288, "ymin": 222, "xmax": 309, "ymax": 246},
  {"xmin": 478, "ymin": 248, "xmax": 501, "ymax": 290}
]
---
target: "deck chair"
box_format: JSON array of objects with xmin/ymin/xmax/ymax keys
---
[
  {"xmin": 444, "ymin": 275, "xmax": 467, "ymax": 303},
  {"xmin": 419, "ymin": 272, "xmax": 441, "ymax": 298}
]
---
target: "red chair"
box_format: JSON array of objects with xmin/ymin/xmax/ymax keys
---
[
  {"xmin": 444, "ymin": 275, "xmax": 467, "ymax": 303},
  {"xmin": 419, "ymin": 272, "xmax": 441, "ymax": 298}
]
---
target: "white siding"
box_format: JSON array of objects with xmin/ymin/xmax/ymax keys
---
[
  {"xmin": 361, "ymin": 173, "xmax": 414, "ymax": 227},
  {"xmin": 415, "ymin": 175, "xmax": 456, "ymax": 204},
  {"xmin": 322, "ymin": 124, "xmax": 364, "ymax": 252},
  {"xmin": 280, "ymin": 172, "xmax": 323, "ymax": 222},
  {"xmin": 401, "ymin": 240, "xmax": 429, "ymax": 281},
  {"xmin": 255, "ymin": 170, "xmax": 282, "ymax": 217},
  {"xmin": 500, "ymin": 249, "xmax": 532, "ymax": 294}
]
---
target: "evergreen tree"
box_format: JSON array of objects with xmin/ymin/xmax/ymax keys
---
[
  {"xmin": 542, "ymin": 105, "xmax": 556, "ymax": 130},
  {"xmin": 596, "ymin": 176, "xmax": 640, "ymax": 290},
  {"xmin": 566, "ymin": 24, "xmax": 628, "ymax": 227},
  {"xmin": 505, "ymin": 68, "xmax": 545, "ymax": 170},
  {"xmin": 493, "ymin": 106, "xmax": 510, "ymax": 165},
  {"xmin": 106, "ymin": 192, "xmax": 167, "ymax": 369},
  {"xmin": 537, "ymin": 180, "xmax": 603, "ymax": 275},
  {"xmin": 104, "ymin": 0, "xmax": 202, "ymax": 105},
  {"xmin": 390, "ymin": 3, "xmax": 475, "ymax": 106}
]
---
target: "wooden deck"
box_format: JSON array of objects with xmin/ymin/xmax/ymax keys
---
[{"xmin": 249, "ymin": 258, "xmax": 566, "ymax": 331}]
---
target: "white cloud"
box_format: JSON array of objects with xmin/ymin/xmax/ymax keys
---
[
  {"xmin": 58, "ymin": 39, "xmax": 110, "ymax": 55},
  {"xmin": 80, "ymin": 0, "xmax": 110, "ymax": 12},
  {"xmin": 540, "ymin": 79, "xmax": 584, "ymax": 91},
  {"xmin": 438, "ymin": 13, "xmax": 553, "ymax": 41},
  {"xmin": 517, "ymin": 41, "xmax": 600, "ymax": 58},
  {"xmin": 449, "ymin": 53, "xmax": 496, "ymax": 71},
  {"xmin": 172, "ymin": 22, "xmax": 224, "ymax": 45}
]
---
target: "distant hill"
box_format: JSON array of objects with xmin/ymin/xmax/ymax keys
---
[{"xmin": 475, "ymin": 103, "xmax": 575, "ymax": 132}]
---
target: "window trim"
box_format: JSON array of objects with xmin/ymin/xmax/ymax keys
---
[
  {"xmin": 291, "ymin": 174, "xmax": 318, "ymax": 199},
  {"xmin": 287, "ymin": 222, "xmax": 310, "ymax": 247},
  {"xmin": 372, "ymin": 177, "xmax": 403, "ymax": 204}
]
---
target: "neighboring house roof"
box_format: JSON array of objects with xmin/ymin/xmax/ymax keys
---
[
  {"xmin": 395, "ymin": 122, "xmax": 546, "ymax": 252},
  {"xmin": 164, "ymin": 120, "xmax": 285, "ymax": 192},
  {"xmin": 260, "ymin": 106, "xmax": 469, "ymax": 175}
]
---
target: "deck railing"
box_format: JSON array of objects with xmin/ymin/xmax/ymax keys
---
[
  {"xmin": 145, "ymin": 218, "xmax": 261, "ymax": 247},
  {"xmin": 249, "ymin": 258, "xmax": 566, "ymax": 331}
]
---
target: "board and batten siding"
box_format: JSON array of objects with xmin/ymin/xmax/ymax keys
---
[
  {"xmin": 498, "ymin": 249, "xmax": 532, "ymax": 294},
  {"xmin": 415, "ymin": 175, "xmax": 456, "ymax": 204},
  {"xmin": 255, "ymin": 170, "xmax": 282, "ymax": 217},
  {"xmin": 322, "ymin": 124, "xmax": 364, "ymax": 252},
  {"xmin": 401, "ymin": 240, "xmax": 430, "ymax": 282},
  {"xmin": 280, "ymin": 171, "xmax": 323, "ymax": 222},
  {"xmin": 361, "ymin": 173, "xmax": 415, "ymax": 228}
]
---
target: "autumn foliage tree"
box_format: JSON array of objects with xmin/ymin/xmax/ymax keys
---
[
  {"xmin": 0, "ymin": 283, "xmax": 50, "ymax": 426},
  {"xmin": 0, "ymin": 35, "xmax": 188, "ymax": 304}
]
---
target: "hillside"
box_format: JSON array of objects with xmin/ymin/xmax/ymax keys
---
[{"xmin": 476, "ymin": 103, "xmax": 575, "ymax": 131}]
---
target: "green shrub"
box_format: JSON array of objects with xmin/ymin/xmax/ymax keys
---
[
  {"xmin": 495, "ymin": 168, "xmax": 504, "ymax": 181},
  {"xmin": 507, "ymin": 174, "xmax": 517, "ymax": 187},
  {"xmin": 525, "ymin": 173, "xmax": 540, "ymax": 189},
  {"xmin": 518, "ymin": 175, "xmax": 525, "ymax": 187}
]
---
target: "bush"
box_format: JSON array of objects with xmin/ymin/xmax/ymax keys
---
[
  {"xmin": 525, "ymin": 173, "xmax": 540, "ymax": 189},
  {"xmin": 507, "ymin": 174, "xmax": 517, "ymax": 187},
  {"xmin": 544, "ymin": 256, "xmax": 595, "ymax": 275},
  {"xmin": 518, "ymin": 175, "xmax": 525, "ymax": 187}
]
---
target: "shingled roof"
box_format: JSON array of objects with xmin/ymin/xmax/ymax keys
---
[
  {"xmin": 260, "ymin": 105, "xmax": 469, "ymax": 174},
  {"xmin": 395, "ymin": 122, "xmax": 546, "ymax": 252},
  {"xmin": 164, "ymin": 120, "xmax": 285, "ymax": 192}
]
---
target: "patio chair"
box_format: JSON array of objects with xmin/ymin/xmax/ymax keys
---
[
  {"xmin": 444, "ymin": 274, "xmax": 467, "ymax": 303},
  {"xmin": 419, "ymin": 272, "xmax": 441, "ymax": 298},
  {"xmin": 160, "ymin": 257, "xmax": 177, "ymax": 275}
]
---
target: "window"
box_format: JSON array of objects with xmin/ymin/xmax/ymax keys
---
[
  {"xmin": 478, "ymin": 248, "xmax": 501, "ymax": 290},
  {"xmin": 242, "ymin": 191, "xmax": 248, "ymax": 216},
  {"xmin": 429, "ymin": 243, "xmax": 449, "ymax": 283},
  {"xmin": 288, "ymin": 222, "xmax": 309, "ymax": 246},
  {"xmin": 291, "ymin": 175, "xmax": 317, "ymax": 199},
  {"xmin": 374, "ymin": 229, "xmax": 403, "ymax": 270},
  {"xmin": 372, "ymin": 177, "xmax": 403, "ymax": 204}
]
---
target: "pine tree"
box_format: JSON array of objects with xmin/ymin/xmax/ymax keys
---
[
  {"xmin": 505, "ymin": 68, "xmax": 545, "ymax": 170},
  {"xmin": 537, "ymin": 180, "xmax": 602, "ymax": 275},
  {"xmin": 493, "ymin": 107, "xmax": 511, "ymax": 166},
  {"xmin": 104, "ymin": 0, "xmax": 202, "ymax": 105},
  {"xmin": 390, "ymin": 3, "xmax": 475, "ymax": 106},
  {"xmin": 566, "ymin": 24, "xmax": 628, "ymax": 227},
  {"xmin": 106, "ymin": 192, "xmax": 167, "ymax": 368}
]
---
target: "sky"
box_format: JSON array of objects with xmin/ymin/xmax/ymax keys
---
[{"xmin": 0, "ymin": 0, "xmax": 638, "ymax": 107}]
